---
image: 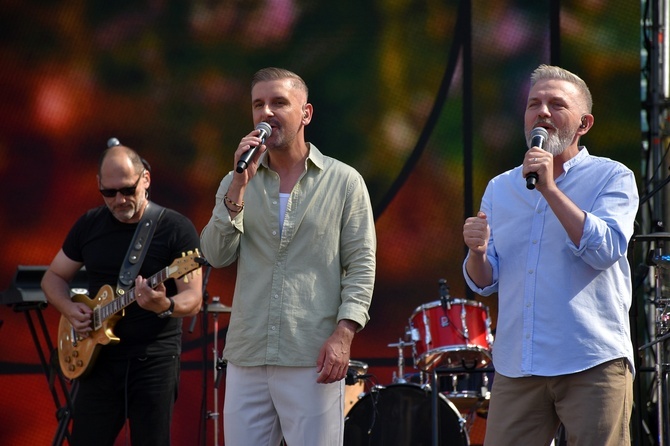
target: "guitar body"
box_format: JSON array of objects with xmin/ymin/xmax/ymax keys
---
[
  {"xmin": 56, "ymin": 250, "xmax": 202, "ymax": 380},
  {"xmin": 58, "ymin": 284, "xmax": 122, "ymax": 380}
]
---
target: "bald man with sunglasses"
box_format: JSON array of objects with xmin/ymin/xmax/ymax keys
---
[{"xmin": 42, "ymin": 144, "xmax": 202, "ymax": 446}]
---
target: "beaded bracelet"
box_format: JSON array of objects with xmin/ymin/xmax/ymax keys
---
[{"xmin": 224, "ymin": 194, "xmax": 244, "ymax": 212}]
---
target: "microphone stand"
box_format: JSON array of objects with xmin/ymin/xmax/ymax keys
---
[
  {"xmin": 439, "ymin": 278, "xmax": 451, "ymax": 311},
  {"xmin": 433, "ymin": 279, "xmax": 451, "ymax": 446}
]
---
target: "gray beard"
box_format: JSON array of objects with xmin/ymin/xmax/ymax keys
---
[{"xmin": 543, "ymin": 125, "xmax": 577, "ymax": 156}]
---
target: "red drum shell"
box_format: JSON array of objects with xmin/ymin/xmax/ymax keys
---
[{"xmin": 409, "ymin": 299, "xmax": 492, "ymax": 371}]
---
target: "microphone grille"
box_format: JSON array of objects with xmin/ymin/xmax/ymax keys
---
[
  {"xmin": 530, "ymin": 127, "xmax": 548, "ymax": 139},
  {"xmin": 255, "ymin": 122, "xmax": 272, "ymax": 137}
]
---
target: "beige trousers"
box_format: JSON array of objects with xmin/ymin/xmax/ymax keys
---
[
  {"xmin": 484, "ymin": 358, "xmax": 633, "ymax": 446},
  {"xmin": 223, "ymin": 363, "xmax": 345, "ymax": 446}
]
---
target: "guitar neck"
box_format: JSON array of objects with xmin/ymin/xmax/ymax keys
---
[{"xmin": 97, "ymin": 266, "xmax": 171, "ymax": 323}]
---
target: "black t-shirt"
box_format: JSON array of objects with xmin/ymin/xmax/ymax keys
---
[{"xmin": 62, "ymin": 204, "xmax": 200, "ymax": 359}]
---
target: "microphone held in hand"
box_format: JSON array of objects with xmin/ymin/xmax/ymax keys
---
[
  {"xmin": 236, "ymin": 122, "xmax": 272, "ymax": 173},
  {"xmin": 526, "ymin": 126, "xmax": 549, "ymax": 190}
]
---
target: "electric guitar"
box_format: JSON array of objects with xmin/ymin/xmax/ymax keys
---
[{"xmin": 57, "ymin": 250, "xmax": 203, "ymax": 379}]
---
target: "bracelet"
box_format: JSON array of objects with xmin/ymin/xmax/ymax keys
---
[{"xmin": 224, "ymin": 194, "xmax": 244, "ymax": 212}]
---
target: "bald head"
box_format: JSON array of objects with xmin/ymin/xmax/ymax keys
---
[{"xmin": 98, "ymin": 145, "xmax": 145, "ymax": 177}]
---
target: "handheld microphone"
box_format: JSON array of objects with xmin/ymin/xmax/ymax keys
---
[
  {"xmin": 236, "ymin": 122, "xmax": 272, "ymax": 173},
  {"xmin": 526, "ymin": 127, "xmax": 549, "ymax": 190}
]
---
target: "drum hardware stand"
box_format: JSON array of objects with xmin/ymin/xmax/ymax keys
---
[
  {"xmin": 387, "ymin": 339, "xmax": 414, "ymax": 383},
  {"xmin": 430, "ymin": 369, "xmax": 440, "ymax": 446}
]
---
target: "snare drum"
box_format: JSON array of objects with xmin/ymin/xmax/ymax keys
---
[
  {"xmin": 344, "ymin": 360, "xmax": 369, "ymax": 416},
  {"xmin": 409, "ymin": 299, "xmax": 493, "ymax": 371},
  {"xmin": 344, "ymin": 383, "xmax": 468, "ymax": 446}
]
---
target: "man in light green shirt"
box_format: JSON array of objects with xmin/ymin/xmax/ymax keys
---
[{"xmin": 200, "ymin": 67, "xmax": 376, "ymax": 446}]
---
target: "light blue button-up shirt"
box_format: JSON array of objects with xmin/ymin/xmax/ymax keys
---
[
  {"xmin": 464, "ymin": 147, "xmax": 639, "ymax": 377},
  {"xmin": 201, "ymin": 144, "xmax": 376, "ymax": 367}
]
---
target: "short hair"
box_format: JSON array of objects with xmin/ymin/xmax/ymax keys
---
[
  {"xmin": 251, "ymin": 67, "xmax": 309, "ymax": 100},
  {"xmin": 530, "ymin": 64, "xmax": 593, "ymax": 113}
]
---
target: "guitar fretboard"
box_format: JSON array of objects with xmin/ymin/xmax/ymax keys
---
[{"xmin": 93, "ymin": 266, "xmax": 171, "ymax": 329}]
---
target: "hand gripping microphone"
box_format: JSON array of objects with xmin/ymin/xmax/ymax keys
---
[
  {"xmin": 526, "ymin": 126, "xmax": 549, "ymax": 190},
  {"xmin": 236, "ymin": 122, "xmax": 272, "ymax": 173}
]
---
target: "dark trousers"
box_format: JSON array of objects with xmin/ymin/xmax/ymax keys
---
[{"xmin": 70, "ymin": 354, "xmax": 180, "ymax": 446}]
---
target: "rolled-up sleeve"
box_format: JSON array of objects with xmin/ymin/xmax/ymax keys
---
[{"xmin": 568, "ymin": 168, "xmax": 638, "ymax": 270}]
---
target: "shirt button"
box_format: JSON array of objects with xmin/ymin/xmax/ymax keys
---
[
  {"xmin": 525, "ymin": 333, "xmax": 530, "ymax": 339},
  {"xmin": 272, "ymin": 230, "xmax": 277, "ymax": 236},
  {"xmin": 274, "ymin": 294, "xmax": 278, "ymax": 299},
  {"xmin": 532, "ymin": 239, "xmax": 538, "ymax": 244},
  {"xmin": 273, "ymin": 200, "xmax": 277, "ymax": 205},
  {"xmin": 526, "ymin": 302, "xmax": 531, "ymax": 307},
  {"xmin": 271, "ymin": 326, "xmax": 276, "ymax": 331},
  {"xmin": 537, "ymin": 209, "xmax": 542, "ymax": 214},
  {"xmin": 528, "ymin": 269, "xmax": 534, "ymax": 274}
]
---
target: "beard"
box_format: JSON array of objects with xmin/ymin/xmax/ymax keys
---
[
  {"xmin": 527, "ymin": 122, "xmax": 578, "ymax": 156},
  {"xmin": 108, "ymin": 197, "xmax": 145, "ymax": 223}
]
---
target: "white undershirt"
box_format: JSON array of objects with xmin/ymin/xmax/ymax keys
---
[{"xmin": 279, "ymin": 193, "xmax": 289, "ymax": 235}]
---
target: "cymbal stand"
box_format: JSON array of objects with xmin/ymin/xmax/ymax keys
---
[
  {"xmin": 211, "ymin": 298, "xmax": 221, "ymax": 445},
  {"xmin": 208, "ymin": 296, "xmax": 229, "ymax": 446}
]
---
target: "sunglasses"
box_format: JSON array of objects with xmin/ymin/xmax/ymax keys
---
[{"xmin": 99, "ymin": 171, "xmax": 144, "ymax": 198}]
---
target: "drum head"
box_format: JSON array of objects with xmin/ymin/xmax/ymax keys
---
[{"xmin": 344, "ymin": 383, "xmax": 468, "ymax": 446}]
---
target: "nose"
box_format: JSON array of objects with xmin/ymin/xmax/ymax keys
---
[
  {"xmin": 536, "ymin": 103, "xmax": 551, "ymax": 117},
  {"xmin": 259, "ymin": 104, "xmax": 274, "ymax": 118}
]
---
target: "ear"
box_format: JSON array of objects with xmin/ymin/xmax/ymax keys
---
[
  {"xmin": 577, "ymin": 114, "xmax": 593, "ymax": 135},
  {"xmin": 302, "ymin": 103, "xmax": 313, "ymax": 125}
]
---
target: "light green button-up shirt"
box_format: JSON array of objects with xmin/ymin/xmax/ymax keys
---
[{"xmin": 200, "ymin": 144, "xmax": 376, "ymax": 367}]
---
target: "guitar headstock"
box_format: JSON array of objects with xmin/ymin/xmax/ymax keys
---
[{"xmin": 167, "ymin": 249, "xmax": 204, "ymax": 282}]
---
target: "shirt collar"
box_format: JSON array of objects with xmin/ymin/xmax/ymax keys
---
[
  {"xmin": 260, "ymin": 142, "xmax": 325, "ymax": 171},
  {"xmin": 562, "ymin": 146, "xmax": 589, "ymax": 174}
]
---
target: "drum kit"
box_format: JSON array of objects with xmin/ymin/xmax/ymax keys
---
[{"xmin": 344, "ymin": 280, "xmax": 494, "ymax": 446}]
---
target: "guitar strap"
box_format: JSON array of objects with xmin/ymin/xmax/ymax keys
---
[{"xmin": 115, "ymin": 202, "xmax": 166, "ymax": 297}]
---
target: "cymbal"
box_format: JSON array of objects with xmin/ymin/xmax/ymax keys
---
[{"xmin": 204, "ymin": 301, "xmax": 232, "ymax": 313}]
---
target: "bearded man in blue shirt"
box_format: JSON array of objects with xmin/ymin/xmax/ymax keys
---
[{"xmin": 463, "ymin": 64, "xmax": 638, "ymax": 446}]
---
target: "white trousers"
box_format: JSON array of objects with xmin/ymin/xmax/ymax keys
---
[{"xmin": 223, "ymin": 363, "xmax": 345, "ymax": 446}]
